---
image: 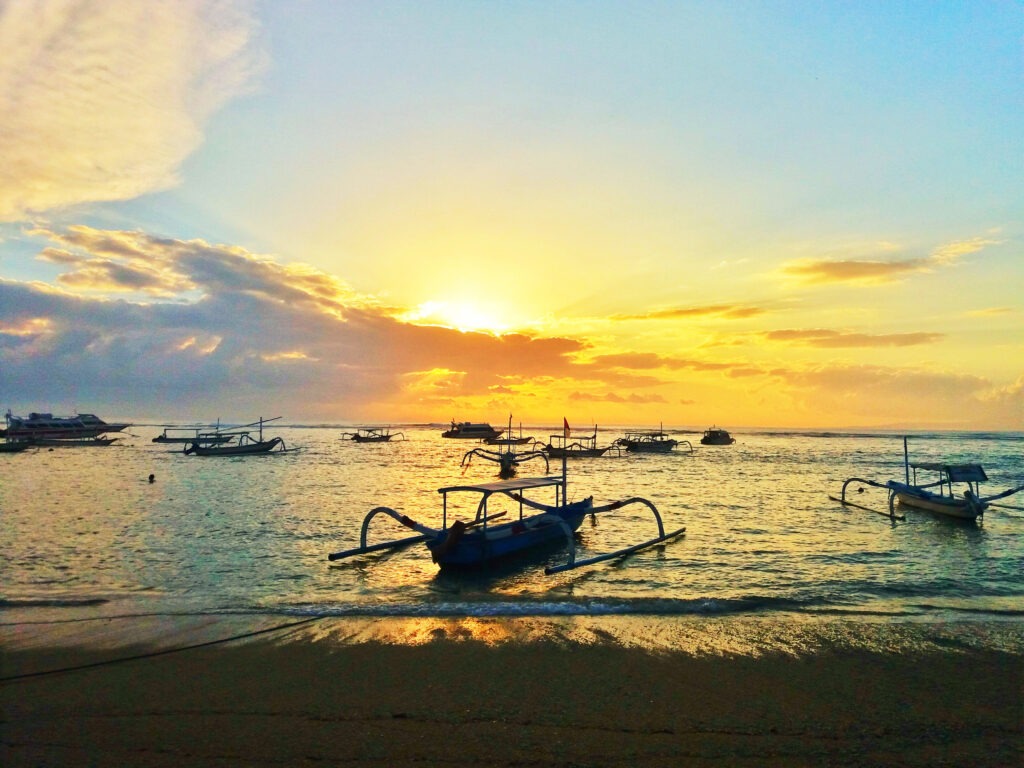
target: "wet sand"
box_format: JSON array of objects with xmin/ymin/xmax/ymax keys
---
[{"xmin": 2, "ymin": 615, "xmax": 1022, "ymax": 767}]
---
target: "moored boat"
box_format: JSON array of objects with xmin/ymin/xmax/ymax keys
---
[
  {"xmin": 441, "ymin": 421, "xmax": 502, "ymax": 440},
  {"xmin": 831, "ymin": 437, "xmax": 1024, "ymax": 521},
  {"xmin": 153, "ymin": 425, "xmax": 233, "ymax": 445},
  {"xmin": 4, "ymin": 410, "xmax": 129, "ymax": 440},
  {"xmin": 184, "ymin": 417, "xmax": 287, "ymax": 456},
  {"xmin": 544, "ymin": 424, "xmax": 618, "ymax": 459},
  {"xmin": 343, "ymin": 426, "xmax": 406, "ymax": 443},
  {"xmin": 328, "ymin": 432, "xmax": 686, "ymax": 573},
  {"xmin": 701, "ymin": 426, "xmax": 735, "ymax": 445},
  {"xmin": 616, "ymin": 427, "xmax": 692, "ymax": 454}
]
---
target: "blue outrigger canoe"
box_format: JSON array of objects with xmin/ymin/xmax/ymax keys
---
[{"xmin": 328, "ymin": 462, "xmax": 685, "ymax": 574}]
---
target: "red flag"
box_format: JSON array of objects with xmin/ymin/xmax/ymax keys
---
[{"xmin": 563, "ymin": 417, "xmax": 570, "ymax": 438}]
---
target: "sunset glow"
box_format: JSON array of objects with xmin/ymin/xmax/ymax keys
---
[{"xmin": 0, "ymin": 1, "xmax": 1021, "ymax": 429}]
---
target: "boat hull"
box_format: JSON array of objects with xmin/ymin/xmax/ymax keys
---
[
  {"xmin": 622, "ymin": 441, "xmax": 676, "ymax": 453},
  {"xmin": 185, "ymin": 438, "xmax": 283, "ymax": 456},
  {"xmin": 895, "ymin": 492, "xmax": 984, "ymax": 520},
  {"xmin": 545, "ymin": 446, "xmax": 609, "ymax": 459},
  {"xmin": 426, "ymin": 499, "xmax": 592, "ymax": 567}
]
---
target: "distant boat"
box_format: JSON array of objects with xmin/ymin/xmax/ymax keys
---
[
  {"xmin": 183, "ymin": 417, "xmax": 287, "ymax": 456},
  {"xmin": 153, "ymin": 425, "xmax": 233, "ymax": 445},
  {"xmin": 343, "ymin": 426, "xmax": 406, "ymax": 443},
  {"xmin": 441, "ymin": 421, "xmax": 502, "ymax": 440},
  {"xmin": 4, "ymin": 410, "xmax": 129, "ymax": 440},
  {"xmin": 700, "ymin": 427, "xmax": 735, "ymax": 445},
  {"xmin": 616, "ymin": 427, "xmax": 692, "ymax": 454},
  {"xmin": 461, "ymin": 417, "xmax": 548, "ymax": 477},
  {"xmin": 30, "ymin": 436, "xmax": 119, "ymax": 448},
  {"xmin": 544, "ymin": 425, "xmax": 618, "ymax": 459}
]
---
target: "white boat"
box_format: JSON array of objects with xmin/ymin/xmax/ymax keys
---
[
  {"xmin": 831, "ymin": 437, "xmax": 1023, "ymax": 521},
  {"xmin": 441, "ymin": 421, "xmax": 502, "ymax": 440},
  {"xmin": 3, "ymin": 410, "xmax": 129, "ymax": 440}
]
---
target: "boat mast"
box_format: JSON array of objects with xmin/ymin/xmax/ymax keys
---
[{"xmin": 903, "ymin": 436, "xmax": 909, "ymax": 485}]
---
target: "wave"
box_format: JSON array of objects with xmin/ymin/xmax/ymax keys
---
[{"xmin": 271, "ymin": 594, "xmax": 880, "ymax": 619}]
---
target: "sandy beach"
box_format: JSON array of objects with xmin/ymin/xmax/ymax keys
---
[{"xmin": 2, "ymin": 615, "xmax": 1021, "ymax": 767}]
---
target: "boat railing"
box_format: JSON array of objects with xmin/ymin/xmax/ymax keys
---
[{"xmin": 831, "ymin": 477, "xmax": 905, "ymax": 520}]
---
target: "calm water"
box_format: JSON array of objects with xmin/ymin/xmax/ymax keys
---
[{"xmin": 2, "ymin": 424, "xmax": 1023, "ymax": 647}]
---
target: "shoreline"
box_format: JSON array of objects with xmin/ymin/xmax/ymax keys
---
[{"xmin": 3, "ymin": 615, "xmax": 1022, "ymax": 766}]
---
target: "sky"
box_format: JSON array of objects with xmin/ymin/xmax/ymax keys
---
[{"xmin": 1, "ymin": 0, "xmax": 1022, "ymax": 430}]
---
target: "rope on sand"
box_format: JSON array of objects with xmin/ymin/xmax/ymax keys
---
[{"xmin": 0, "ymin": 616, "xmax": 324, "ymax": 684}]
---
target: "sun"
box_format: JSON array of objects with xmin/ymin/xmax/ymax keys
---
[{"xmin": 401, "ymin": 300, "xmax": 509, "ymax": 334}]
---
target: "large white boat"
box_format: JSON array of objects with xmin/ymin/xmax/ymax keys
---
[
  {"xmin": 441, "ymin": 421, "xmax": 502, "ymax": 439},
  {"xmin": 3, "ymin": 410, "xmax": 130, "ymax": 440}
]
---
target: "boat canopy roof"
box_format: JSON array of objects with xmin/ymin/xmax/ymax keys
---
[
  {"xmin": 910, "ymin": 462, "xmax": 988, "ymax": 482},
  {"xmin": 437, "ymin": 475, "xmax": 564, "ymax": 495}
]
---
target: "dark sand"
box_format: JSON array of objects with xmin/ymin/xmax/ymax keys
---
[{"xmin": 2, "ymin": 615, "xmax": 1022, "ymax": 767}]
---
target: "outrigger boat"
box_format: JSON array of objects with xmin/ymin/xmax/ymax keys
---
[
  {"xmin": 184, "ymin": 417, "xmax": 287, "ymax": 456},
  {"xmin": 342, "ymin": 426, "xmax": 407, "ymax": 443},
  {"xmin": 328, "ymin": 441, "xmax": 686, "ymax": 574},
  {"xmin": 544, "ymin": 424, "xmax": 619, "ymax": 459},
  {"xmin": 616, "ymin": 426, "xmax": 692, "ymax": 454},
  {"xmin": 153, "ymin": 424, "xmax": 233, "ymax": 445},
  {"xmin": 831, "ymin": 437, "xmax": 1024, "ymax": 521},
  {"xmin": 461, "ymin": 417, "xmax": 550, "ymax": 478}
]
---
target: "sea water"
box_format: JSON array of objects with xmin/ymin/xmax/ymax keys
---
[{"xmin": 2, "ymin": 425, "xmax": 1022, "ymax": 651}]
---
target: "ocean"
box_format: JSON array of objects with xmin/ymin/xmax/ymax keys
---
[{"xmin": 2, "ymin": 424, "xmax": 1023, "ymax": 653}]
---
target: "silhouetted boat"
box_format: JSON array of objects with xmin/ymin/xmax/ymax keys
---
[
  {"xmin": 700, "ymin": 427, "xmax": 735, "ymax": 445},
  {"xmin": 328, "ymin": 441, "xmax": 686, "ymax": 573},
  {"xmin": 342, "ymin": 426, "xmax": 406, "ymax": 443},
  {"xmin": 441, "ymin": 421, "xmax": 502, "ymax": 439},
  {"xmin": 617, "ymin": 427, "xmax": 692, "ymax": 454},
  {"xmin": 184, "ymin": 417, "xmax": 287, "ymax": 456}
]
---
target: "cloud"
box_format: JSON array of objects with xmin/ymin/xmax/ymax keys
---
[
  {"xmin": 568, "ymin": 391, "xmax": 668, "ymax": 405},
  {"xmin": 0, "ymin": 226, "xmax": 586, "ymax": 417},
  {"xmin": 0, "ymin": 0, "xmax": 263, "ymax": 221},
  {"xmin": 611, "ymin": 304, "xmax": 766, "ymax": 321},
  {"xmin": 763, "ymin": 329, "xmax": 945, "ymax": 348},
  {"xmin": 964, "ymin": 307, "xmax": 1014, "ymax": 318},
  {"xmin": 781, "ymin": 236, "xmax": 1001, "ymax": 285}
]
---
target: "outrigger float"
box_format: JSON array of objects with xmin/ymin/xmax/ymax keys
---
[
  {"xmin": 328, "ymin": 448, "xmax": 686, "ymax": 574},
  {"xmin": 831, "ymin": 437, "xmax": 1024, "ymax": 521}
]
